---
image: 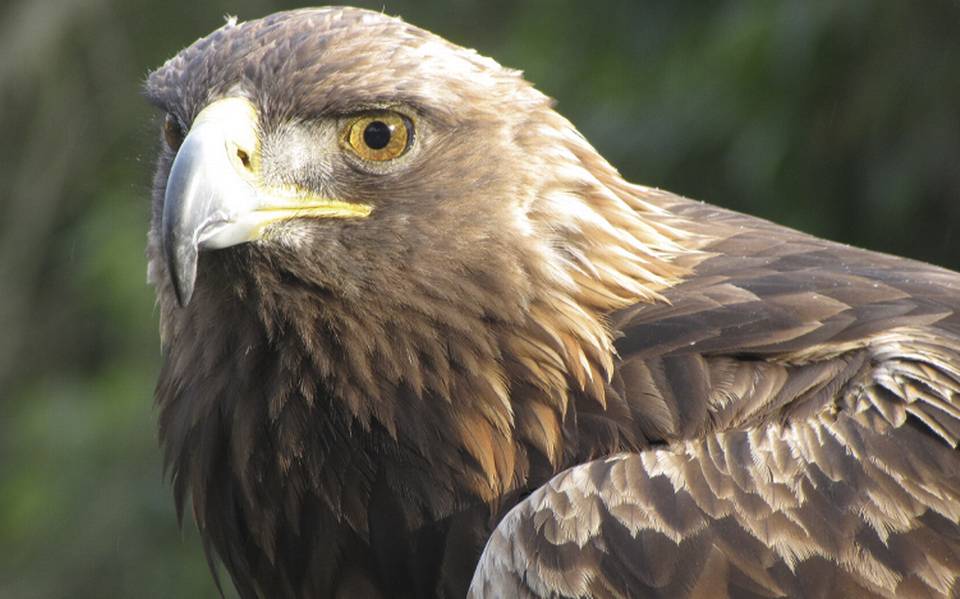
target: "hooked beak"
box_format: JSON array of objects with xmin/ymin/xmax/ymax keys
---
[{"xmin": 161, "ymin": 97, "xmax": 372, "ymax": 307}]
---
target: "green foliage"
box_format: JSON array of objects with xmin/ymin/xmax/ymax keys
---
[{"xmin": 2, "ymin": 1, "xmax": 958, "ymax": 596}]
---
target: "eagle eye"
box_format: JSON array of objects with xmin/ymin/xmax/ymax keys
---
[
  {"xmin": 163, "ymin": 113, "xmax": 185, "ymax": 151},
  {"xmin": 342, "ymin": 112, "xmax": 412, "ymax": 162}
]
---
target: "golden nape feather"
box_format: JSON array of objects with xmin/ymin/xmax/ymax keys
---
[{"xmin": 144, "ymin": 7, "xmax": 960, "ymax": 598}]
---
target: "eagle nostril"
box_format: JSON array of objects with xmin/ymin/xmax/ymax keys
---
[{"xmin": 237, "ymin": 148, "xmax": 252, "ymax": 170}]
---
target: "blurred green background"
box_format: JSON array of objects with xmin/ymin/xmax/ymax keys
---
[{"xmin": 2, "ymin": 1, "xmax": 959, "ymax": 597}]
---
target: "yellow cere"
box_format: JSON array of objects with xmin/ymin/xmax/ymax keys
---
[
  {"xmin": 251, "ymin": 183, "xmax": 373, "ymax": 233},
  {"xmin": 194, "ymin": 97, "xmax": 261, "ymax": 160}
]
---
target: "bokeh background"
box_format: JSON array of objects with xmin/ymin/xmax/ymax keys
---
[{"xmin": 2, "ymin": 1, "xmax": 959, "ymax": 597}]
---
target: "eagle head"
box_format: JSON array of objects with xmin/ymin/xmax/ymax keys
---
[{"xmin": 146, "ymin": 6, "xmax": 686, "ymax": 331}]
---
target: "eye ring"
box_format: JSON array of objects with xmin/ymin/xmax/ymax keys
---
[
  {"xmin": 163, "ymin": 113, "xmax": 185, "ymax": 151},
  {"xmin": 342, "ymin": 112, "xmax": 412, "ymax": 162}
]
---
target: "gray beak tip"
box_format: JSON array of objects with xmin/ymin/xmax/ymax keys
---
[{"xmin": 163, "ymin": 234, "xmax": 197, "ymax": 308}]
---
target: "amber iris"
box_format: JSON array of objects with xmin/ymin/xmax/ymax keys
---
[{"xmin": 344, "ymin": 112, "xmax": 411, "ymax": 161}]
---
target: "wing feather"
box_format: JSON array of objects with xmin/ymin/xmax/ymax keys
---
[
  {"xmin": 472, "ymin": 200, "xmax": 960, "ymax": 597},
  {"xmin": 471, "ymin": 395, "xmax": 960, "ymax": 597}
]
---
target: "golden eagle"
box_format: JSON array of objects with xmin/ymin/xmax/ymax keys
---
[{"xmin": 145, "ymin": 7, "xmax": 960, "ymax": 598}]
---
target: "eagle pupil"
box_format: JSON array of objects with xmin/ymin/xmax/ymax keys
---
[{"xmin": 363, "ymin": 121, "xmax": 392, "ymax": 150}]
